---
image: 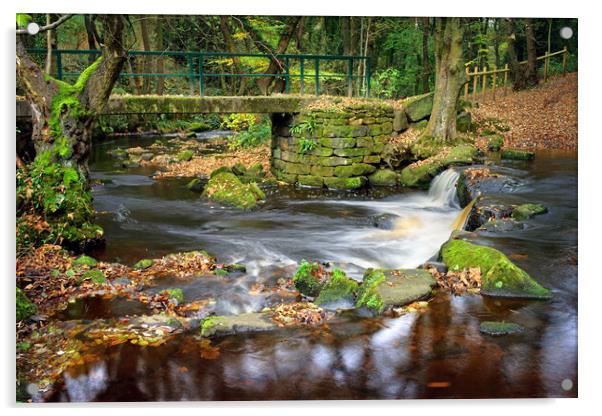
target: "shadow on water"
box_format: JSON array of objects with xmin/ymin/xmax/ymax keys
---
[{"xmin": 48, "ymin": 139, "xmax": 577, "ymax": 400}]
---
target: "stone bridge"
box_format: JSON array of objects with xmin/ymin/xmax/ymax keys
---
[{"xmin": 17, "ymin": 93, "xmax": 453, "ymax": 190}]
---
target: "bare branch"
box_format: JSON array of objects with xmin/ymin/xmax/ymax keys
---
[{"xmin": 16, "ymin": 14, "xmax": 73, "ymax": 34}]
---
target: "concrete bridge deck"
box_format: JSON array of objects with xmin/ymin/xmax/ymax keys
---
[{"xmin": 17, "ymin": 95, "xmax": 324, "ymax": 118}]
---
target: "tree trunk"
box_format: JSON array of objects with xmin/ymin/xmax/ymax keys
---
[
  {"xmin": 342, "ymin": 17, "xmax": 351, "ymax": 55},
  {"xmin": 524, "ymin": 18, "xmax": 539, "ymax": 86},
  {"xmin": 84, "ymin": 15, "xmax": 98, "ymax": 65},
  {"xmin": 425, "ymin": 17, "xmax": 466, "ymax": 142},
  {"xmin": 154, "ymin": 16, "xmax": 165, "ymax": 95},
  {"xmin": 139, "ymin": 16, "xmax": 152, "ymax": 94},
  {"xmin": 505, "ymin": 18, "xmax": 527, "ymax": 90},
  {"xmin": 219, "ymin": 16, "xmax": 246, "ymax": 95},
  {"xmin": 16, "ymin": 15, "xmax": 127, "ymax": 180},
  {"xmin": 421, "ymin": 17, "xmax": 431, "ymax": 93}
]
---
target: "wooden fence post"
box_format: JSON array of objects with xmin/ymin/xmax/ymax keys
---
[
  {"xmin": 482, "ymin": 66, "xmax": 488, "ymax": 97},
  {"xmin": 464, "ymin": 66, "xmax": 469, "ymax": 101},
  {"xmin": 492, "ymin": 69, "xmax": 497, "ymax": 101},
  {"xmin": 472, "ymin": 66, "xmax": 478, "ymax": 101},
  {"xmin": 562, "ymin": 47, "xmax": 568, "ymax": 76},
  {"xmin": 503, "ymin": 64, "xmax": 509, "ymax": 96}
]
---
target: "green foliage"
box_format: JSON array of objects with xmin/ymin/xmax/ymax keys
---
[
  {"xmin": 16, "ymin": 14, "xmax": 32, "ymax": 28},
  {"xmin": 16, "ymin": 288, "xmax": 36, "ymax": 322},
  {"xmin": 372, "ymin": 68, "xmax": 405, "ymax": 99},
  {"xmin": 298, "ymin": 138, "xmax": 317, "ymax": 155},
  {"xmin": 290, "ymin": 115, "xmax": 316, "ymax": 138},
  {"xmin": 228, "ymin": 122, "xmax": 271, "ymax": 150},
  {"xmin": 221, "ymin": 113, "xmax": 258, "ymax": 131}
]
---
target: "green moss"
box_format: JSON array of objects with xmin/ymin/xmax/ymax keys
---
[
  {"xmin": 161, "ymin": 288, "xmax": 185, "ymax": 304},
  {"xmin": 368, "ymin": 169, "xmax": 398, "ymax": 187},
  {"xmin": 202, "ymin": 171, "xmax": 265, "ymax": 210},
  {"xmin": 334, "ymin": 163, "xmax": 376, "ymax": 178},
  {"xmin": 186, "ymin": 178, "xmax": 203, "ymax": 192},
  {"xmin": 200, "ymin": 316, "xmax": 223, "ymax": 337},
  {"xmin": 72, "ymin": 255, "xmax": 98, "ymax": 267},
  {"xmin": 133, "ymin": 259, "xmax": 154, "ymax": 270},
  {"xmin": 176, "ymin": 150, "xmax": 194, "ymax": 162},
  {"xmin": 214, "ymin": 268, "xmax": 229, "ymax": 276},
  {"xmin": 355, "ymin": 269, "xmax": 386, "ymax": 313},
  {"xmin": 411, "ymin": 135, "xmax": 446, "ymax": 159},
  {"xmin": 315, "ymin": 269, "xmax": 359, "ymax": 306},
  {"xmin": 400, "ymin": 144, "xmax": 477, "ymax": 188},
  {"xmin": 501, "ymin": 149, "xmax": 535, "ymax": 160},
  {"xmin": 479, "ymin": 321, "xmax": 524, "ymax": 336},
  {"xmin": 292, "ymin": 260, "xmax": 324, "ymax": 297},
  {"xmin": 511, "ymin": 203, "xmax": 548, "ymax": 220},
  {"xmin": 16, "ymin": 288, "xmax": 36, "ymax": 322},
  {"xmin": 323, "ymin": 176, "xmax": 366, "ymax": 190},
  {"xmin": 487, "ymin": 136, "xmax": 504, "ymax": 152},
  {"xmin": 401, "ymin": 92, "xmax": 434, "ymax": 122},
  {"xmin": 79, "ymin": 269, "xmax": 107, "ymax": 285},
  {"xmin": 441, "ymin": 239, "xmax": 551, "ymax": 299}
]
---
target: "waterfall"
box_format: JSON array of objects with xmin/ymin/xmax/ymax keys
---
[{"xmin": 428, "ymin": 168, "xmax": 460, "ymax": 208}]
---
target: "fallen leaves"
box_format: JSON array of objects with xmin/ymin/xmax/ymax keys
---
[
  {"xmin": 427, "ymin": 265, "xmax": 482, "ymax": 295},
  {"xmin": 270, "ymin": 302, "xmax": 325, "ymax": 327},
  {"xmin": 473, "ymin": 72, "xmax": 577, "ymax": 150}
]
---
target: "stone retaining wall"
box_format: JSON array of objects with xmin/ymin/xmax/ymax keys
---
[{"xmin": 270, "ymin": 104, "xmax": 401, "ymax": 190}]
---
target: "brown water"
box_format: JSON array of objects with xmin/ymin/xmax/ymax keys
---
[{"xmin": 47, "ymin": 138, "xmax": 578, "ymax": 401}]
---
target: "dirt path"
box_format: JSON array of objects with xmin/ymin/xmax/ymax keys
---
[{"xmin": 473, "ymin": 72, "xmax": 577, "ymax": 150}]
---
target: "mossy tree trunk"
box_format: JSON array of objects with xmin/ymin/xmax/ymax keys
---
[
  {"xmin": 425, "ymin": 17, "xmax": 466, "ymax": 142},
  {"xmin": 16, "ymin": 15, "xmax": 126, "ymax": 181}
]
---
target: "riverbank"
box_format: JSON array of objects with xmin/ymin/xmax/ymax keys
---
[{"xmin": 472, "ymin": 72, "xmax": 577, "ymax": 150}]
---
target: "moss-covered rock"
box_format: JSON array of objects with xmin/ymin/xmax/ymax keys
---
[
  {"xmin": 200, "ymin": 313, "xmax": 278, "ymax": 337},
  {"xmin": 401, "ymin": 92, "xmax": 434, "ymax": 122},
  {"xmin": 134, "ymin": 258, "xmax": 154, "ymax": 270},
  {"xmin": 292, "ymin": 261, "xmax": 324, "ymax": 297},
  {"xmin": 333, "ymin": 163, "xmax": 376, "ymax": 178},
  {"xmin": 356, "ymin": 268, "xmax": 436, "ymax": 314},
  {"xmin": 80, "ymin": 269, "xmax": 107, "ymax": 285},
  {"xmin": 400, "ymin": 145, "xmax": 477, "ymax": 188},
  {"xmin": 186, "ymin": 178, "xmax": 203, "ymax": 192},
  {"xmin": 176, "ymin": 150, "xmax": 194, "ymax": 162},
  {"xmin": 324, "ymin": 176, "xmax": 366, "ymax": 191},
  {"xmin": 456, "ymin": 112, "xmax": 472, "ymax": 133},
  {"xmin": 511, "ymin": 203, "xmax": 548, "ymax": 221},
  {"xmin": 16, "ymin": 288, "xmax": 36, "ymax": 322},
  {"xmin": 479, "ymin": 321, "xmax": 524, "ymax": 336},
  {"xmin": 72, "ymin": 255, "xmax": 98, "ymax": 267},
  {"xmin": 161, "ymin": 288, "xmax": 185, "ymax": 304},
  {"xmin": 441, "ymin": 239, "xmax": 551, "ymax": 299},
  {"xmin": 203, "ymin": 171, "xmax": 265, "ymax": 210},
  {"xmin": 501, "ymin": 149, "xmax": 535, "ymax": 160},
  {"xmin": 487, "ymin": 135, "xmax": 504, "ymax": 152},
  {"xmin": 368, "ymin": 169, "xmax": 398, "ymax": 186},
  {"xmin": 315, "ymin": 269, "xmax": 359, "ymax": 306},
  {"xmin": 298, "ymin": 175, "xmax": 324, "ymax": 188}
]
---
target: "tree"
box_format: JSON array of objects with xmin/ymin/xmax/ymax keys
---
[
  {"xmin": 524, "ymin": 18, "xmax": 539, "ymax": 87},
  {"xmin": 425, "ymin": 17, "xmax": 466, "ymax": 142},
  {"xmin": 16, "ymin": 14, "xmax": 127, "ymax": 179}
]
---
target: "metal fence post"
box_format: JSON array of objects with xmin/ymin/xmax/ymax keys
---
[
  {"xmin": 347, "ymin": 58, "xmax": 353, "ymax": 98},
  {"xmin": 284, "ymin": 56, "xmax": 290, "ymax": 94},
  {"xmin": 199, "ymin": 54, "xmax": 205, "ymax": 97},
  {"xmin": 187, "ymin": 54, "xmax": 195, "ymax": 94},
  {"xmin": 315, "ymin": 58, "xmax": 320, "ymax": 96},
  {"xmin": 365, "ymin": 57, "xmax": 371, "ymax": 98},
  {"xmin": 299, "ymin": 58, "xmax": 305, "ymax": 95},
  {"xmin": 56, "ymin": 50, "xmax": 63, "ymax": 80}
]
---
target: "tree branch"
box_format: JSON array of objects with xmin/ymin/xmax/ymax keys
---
[{"xmin": 16, "ymin": 14, "xmax": 73, "ymax": 34}]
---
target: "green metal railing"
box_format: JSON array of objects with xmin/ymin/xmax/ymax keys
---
[{"xmin": 26, "ymin": 48, "xmax": 372, "ymax": 97}]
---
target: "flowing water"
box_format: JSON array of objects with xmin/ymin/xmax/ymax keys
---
[{"xmin": 48, "ymin": 137, "xmax": 578, "ymax": 401}]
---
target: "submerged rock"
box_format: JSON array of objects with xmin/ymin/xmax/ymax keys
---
[
  {"xmin": 186, "ymin": 178, "xmax": 204, "ymax": 192},
  {"xmin": 202, "ymin": 171, "xmax": 266, "ymax": 210},
  {"xmin": 441, "ymin": 239, "xmax": 551, "ymax": 299},
  {"xmin": 456, "ymin": 167, "xmax": 520, "ymax": 207},
  {"xmin": 511, "ymin": 203, "xmax": 548, "ymax": 220},
  {"xmin": 479, "ymin": 218, "xmax": 525, "ymax": 232},
  {"xmin": 199, "ymin": 313, "xmax": 278, "ymax": 337},
  {"xmin": 355, "ymin": 268, "xmax": 436, "ymax": 314},
  {"xmin": 479, "ymin": 321, "xmax": 524, "ymax": 336},
  {"xmin": 371, "ymin": 213, "xmax": 399, "ymax": 230},
  {"xmin": 501, "ymin": 149, "xmax": 535, "ymax": 160}
]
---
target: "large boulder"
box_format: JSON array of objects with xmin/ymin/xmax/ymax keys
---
[
  {"xmin": 456, "ymin": 167, "xmax": 520, "ymax": 207},
  {"xmin": 440, "ymin": 239, "xmax": 551, "ymax": 299},
  {"xmin": 355, "ymin": 268, "xmax": 436, "ymax": 314},
  {"xmin": 202, "ymin": 171, "xmax": 265, "ymax": 210},
  {"xmin": 401, "ymin": 92, "xmax": 434, "ymax": 122},
  {"xmin": 400, "ymin": 144, "xmax": 477, "ymax": 188}
]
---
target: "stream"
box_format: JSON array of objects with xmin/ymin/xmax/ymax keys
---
[{"xmin": 48, "ymin": 135, "xmax": 577, "ymax": 401}]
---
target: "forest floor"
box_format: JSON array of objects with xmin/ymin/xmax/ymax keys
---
[{"xmin": 472, "ymin": 72, "xmax": 577, "ymax": 150}]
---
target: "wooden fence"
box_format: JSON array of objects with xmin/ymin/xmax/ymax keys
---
[{"xmin": 463, "ymin": 47, "xmax": 569, "ymax": 102}]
